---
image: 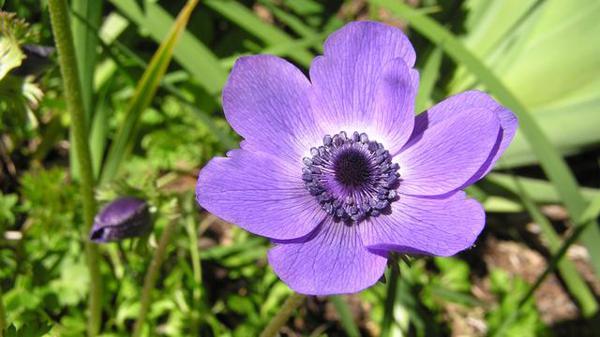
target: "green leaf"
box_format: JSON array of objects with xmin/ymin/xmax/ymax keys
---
[
  {"xmin": 370, "ymin": 0, "xmax": 600, "ymax": 276},
  {"xmin": 452, "ymin": 0, "xmax": 600, "ymax": 166},
  {"xmin": 500, "ymin": 97, "xmax": 600, "ymax": 167},
  {"xmin": 89, "ymin": 84, "xmax": 111, "ymax": 178},
  {"xmin": 101, "ymin": 0, "xmax": 200, "ymax": 183}
]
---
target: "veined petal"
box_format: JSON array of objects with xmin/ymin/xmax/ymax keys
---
[
  {"xmin": 405, "ymin": 90, "xmax": 518, "ymax": 183},
  {"xmin": 371, "ymin": 58, "xmax": 417, "ymax": 154},
  {"xmin": 323, "ymin": 21, "xmax": 416, "ymax": 68},
  {"xmin": 268, "ymin": 219, "xmax": 387, "ymax": 295},
  {"xmin": 196, "ymin": 150, "xmax": 324, "ymax": 241},
  {"xmin": 359, "ymin": 192, "xmax": 485, "ymax": 256},
  {"xmin": 309, "ymin": 21, "xmax": 418, "ymax": 148},
  {"xmin": 223, "ymin": 55, "xmax": 323, "ymax": 162},
  {"xmin": 395, "ymin": 108, "xmax": 500, "ymax": 196}
]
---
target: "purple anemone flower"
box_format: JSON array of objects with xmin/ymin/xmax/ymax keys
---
[{"xmin": 196, "ymin": 21, "xmax": 517, "ymax": 295}]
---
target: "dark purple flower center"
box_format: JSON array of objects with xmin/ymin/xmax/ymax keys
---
[
  {"xmin": 333, "ymin": 148, "xmax": 371, "ymax": 187},
  {"xmin": 302, "ymin": 131, "xmax": 400, "ymax": 223}
]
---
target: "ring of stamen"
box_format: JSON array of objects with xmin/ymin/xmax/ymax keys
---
[{"xmin": 302, "ymin": 131, "xmax": 400, "ymax": 223}]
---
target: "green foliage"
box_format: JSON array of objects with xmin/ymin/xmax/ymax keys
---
[
  {"xmin": 101, "ymin": 0, "xmax": 200, "ymax": 183},
  {"xmin": 486, "ymin": 270, "xmax": 550, "ymax": 337},
  {"xmin": 0, "ymin": 192, "xmax": 18, "ymax": 228},
  {"xmin": 1, "ymin": 1, "xmax": 599, "ymax": 336},
  {"xmin": 20, "ymin": 168, "xmax": 78, "ymax": 232}
]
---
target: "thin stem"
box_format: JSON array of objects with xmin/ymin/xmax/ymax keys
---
[
  {"xmin": 132, "ymin": 217, "xmax": 179, "ymax": 337},
  {"xmin": 186, "ymin": 217, "xmax": 203, "ymax": 288},
  {"xmin": 381, "ymin": 255, "xmax": 400, "ymax": 337},
  {"xmin": 185, "ymin": 215, "xmax": 203, "ymax": 333},
  {"xmin": 47, "ymin": 1, "xmax": 101, "ymax": 336},
  {"xmin": 259, "ymin": 292, "xmax": 305, "ymax": 337},
  {"xmin": 0, "ymin": 285, "xmax": 6, "ymax": 335}
]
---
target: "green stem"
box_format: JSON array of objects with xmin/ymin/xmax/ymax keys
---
[
  {"xmin": 47, "ymin": 1, "xmax": 102, "ymax": 336},
  {"xmin": 184, "ymin": 214, "xmax": 205, "ymax": 333},
  {"xmin": 132, "ymin": 217, "xmax": 179, "ymax": 337},
  {"xmin": 0, "ymin": 285, "xmax": 6, "ymax": 335},
  {"xmin": 381, "ymin": 256, "xmax": 400, "ymax": 337},
  {"xmin": 259, "ymin": 292, "xmax": 305, "ymax": 337},
  {"xmin": 260, "ymin": 293, "xmax": 306, "ymax": 337}
]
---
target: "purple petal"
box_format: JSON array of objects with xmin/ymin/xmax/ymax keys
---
[
  {"xmin": 196, "ymin": 150, "xmax": 324, "ymax": 241},
  {"xmin": 371, "ymin": 58, "xmax": 418, "ymax": 153},
  {"xmin": 309, "ymin": 21, "xmax": 417, "ymax": 148},
  {"xmin": 223, "ymin": 55, "xmax": 323, "ymax": 162},
  {"xmin": 268, "ymin": 220, "xmax": 387, "ymax": 295},
  {"xmin": 406, "ymin": 90, "xmax": 518, "ymax": 184},
  {"xmin": 323, "ymin": 21, "xmax": 416, "ymax": 68},
  {"xmin": 359, "ymin": 192, "xmax": 485, "ymax": 256},
  {"xmin": 395, "ymin": 108, "xmax": 501, "ymax": 196}
]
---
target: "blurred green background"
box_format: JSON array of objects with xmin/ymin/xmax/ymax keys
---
[{"xmin": 1, "ymin": 0, "xmax": 600, "ymax": 336}]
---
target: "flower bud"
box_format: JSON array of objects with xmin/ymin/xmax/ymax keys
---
[{"xmin": 89, "ymin": 197, "xmax": 152, "ymax": 243}]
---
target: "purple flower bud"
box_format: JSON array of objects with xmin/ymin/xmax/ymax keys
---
[{"xmin": 89, "ymin": 197, "xmax": 152, "ymax": 243}]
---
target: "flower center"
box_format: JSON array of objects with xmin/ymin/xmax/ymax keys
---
[
  {"xmin": 302, "ymin": 131, "xmax": 400, "ymax": 223},
  {"xmin": 334, "ymin": 148, "xmax": 371, "ymax": 187}
]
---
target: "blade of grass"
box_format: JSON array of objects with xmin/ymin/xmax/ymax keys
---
[
  {"xmin": 47, "ymin": 0, "xmax": 102, "ymax": 335},
  {"xmin": 371, "ymin": 0, "xmax": 600, "ymax": 276},
  {"xmin": 68, "ymin": 8, "xmax": 112, "ymax": 179},
  {"xmin": 89, "ymin": 84, "xmax": 111, "ymax": 178},
  {"xmin": 204, "ymin": 0, "xmax": 314, "ymax": 67},
  {"xmin": 484, "ymin": 173, "xmax": 600, "ymax": 204},
  {"xmin": 71, "ymin": 0, "xmax": 102, "ymax": 124},
  {"xmin": 100, "ymin": 0, "xmax": 200, "ymax": 183},
  {"xmin": 415, "ymin": 47, "xmax": 442, "ymax": 112},
  {"xmin": 515, "ymin": 176, "xmax": 598, "ymax": 317},
  {"xmin": 477, "ymin": 175, "xmax": 600, "ymax": 213},
  {"xmin": 330, "ymin": 296, "xmax": 361, "ymax": 337},
  {"xmin": 68, "ymin": 0, "xmax": 102, "ymax": 182},
  {"xmin": 110, "ymin": 0, "xmax": 226, "ymax": 95}
]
